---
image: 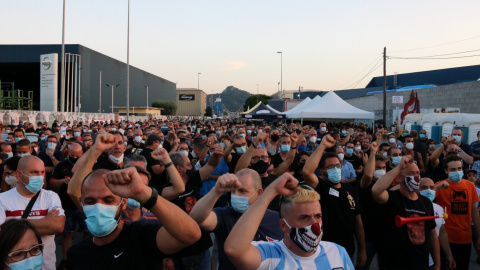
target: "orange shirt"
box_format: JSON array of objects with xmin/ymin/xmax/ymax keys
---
[{"xmin": 434, "ymin": 179, "xmax": 479, "ymax": 244}]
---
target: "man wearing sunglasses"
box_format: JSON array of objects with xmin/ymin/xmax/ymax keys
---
[
  {"xmin": 224, "ymin": 173, "xmax": 353, "ymax": 269},
  {"xmin": 302, "ymin": 134, "xmax": 367, "ymax": 267}
]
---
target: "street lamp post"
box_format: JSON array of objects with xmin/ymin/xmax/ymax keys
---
[
  {"xmin": 198, "ymin": 72, "xmax": 201, "ymax": 90},
  {"xmin": 145, "ymin": 85, "xmax": 149, "ymax": 108},
  {"xmin": 126, "ymin": 0, "xmax": 131, "ymax": 121},
  {"xmin": 106, "ymin": 84, "xmax": 119, "ymax": 114},
  {"xmin": 60, "ymin": 0, "xmax": 66, "ymax": 112},
  {"xmin": 277, "ymin": 51, "xmax": 282, "ymax": 99}
]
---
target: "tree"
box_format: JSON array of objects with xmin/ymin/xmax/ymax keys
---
[
  {"xmin": 243, "ymin": 94, "xmax": 271, "ymax": 111},
  {"xmin": 151, "ymin": 100, "xmax": 177, "ymax": 115},
  {"xmin": 205, "ymin": 106, "xmax": 213, "ymax": 117}
]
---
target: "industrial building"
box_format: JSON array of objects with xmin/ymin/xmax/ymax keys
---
[
  {"xmin": 0, "ymin": 44, "xmax": 176, "ymax": 113},
  {"xmin": 176, "ymin": 88, "xmax": 206, "ymax": 116},
  {"xmin": 268, "ymin": 64, "xmax": 480, "ymax": 125},
  {"xmin": 213, "ymin": 97, "xmax": 223, "ymax": 116}
]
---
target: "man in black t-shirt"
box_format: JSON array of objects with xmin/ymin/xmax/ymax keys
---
[
  {"xmin": 50, "ymin": 143, "xmax": 86, "ymax": 268},
  {"xmin": 158, "ymin": 147, "xmax": 222, "ymax": 269},
  {"xmin": 92, "ymin": 131, "xmax": 126, "ymax": 171},
  {"xmin": 140, "ymin": 134, "xmax": 168, "ymax": 189},
  {"xmin": 303, "ymin": 134, "xmax": 366, "ymax": 266},
  {"xmin": 371, "ymin": 155, "xmax": 440, "ymax": 270},
  {"xmin": 66, "ymin": 134, "xmax": 201, "ymax": 270}
]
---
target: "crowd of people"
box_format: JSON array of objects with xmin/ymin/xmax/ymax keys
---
[{"xmin": 0, "ymin": 117, "xmax": 479, "ymax": 270}]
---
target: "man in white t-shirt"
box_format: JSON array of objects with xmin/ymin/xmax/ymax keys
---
[
  {"xmin": 0, "ymin": 155, "xmax": 65, "ymax": 270},
  {"xmin": 224, "ymin": 173, "xmax": 353, "ymax": 270}
]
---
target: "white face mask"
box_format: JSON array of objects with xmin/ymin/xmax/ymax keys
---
[
  {"xmin": 5, "ymin": 175, "xmax": 18, "ymax": 185},
  {"xmin": 109, "ymin": 154, "xmax": 124, "ymax": 164},
  {"xmin": 337, "ymin": 153, "xmax": 344, "ymax": 161},
  {"xmin": 389, "ymin": 138, "xmax": 396, "ymax": 144},
  {"xmin": 179, "ymin": 150, "xmax": 188, "ymax": 156},
  {"xmin": 320, "ymin": 127, "xmax": 326, "ymax": 132},
  {"xmin": 354, "ymin": 146, "xmax": 361, "ymax": 152},
  {"xmin": 134, "ymin": 136, "xmax": 142, "ymax": 143},
  {"xmin": 310, "ymin": 136, "xmax": 317, "ymax": 143},
  {"xmin": 373, "ymin": 169, "xmax": 386, "ymax": 179},
  {"xmin": 406, "ymin": 142, "xmax": 414, "ymax": 150}
]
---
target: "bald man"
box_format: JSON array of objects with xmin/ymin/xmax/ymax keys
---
[
  {"xmin": 0, "ymin": 155, "xmax": 65, "ymax": 270},
  {"xmin": 190, "ymin": 169, "xmax": 284, "ymax": 270},
  {"xmin": 66, "ymin": 167, "xmax": 201, "ymax": 269}
]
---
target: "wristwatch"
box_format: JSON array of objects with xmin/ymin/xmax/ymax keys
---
[
  {"xmin": 142, "ymin": 187, "xmax": 158, "ymax": 210},
  {"xmin": 164, "ymin": 161, "xmax": 174, "ymax": 168},
  {"xmin": 458, "ymin": 149, "xmax": 462, "ymax": 153},
  {"xmin": 50, "ymin": 156, "xmax": 55, "ymax": 160}
]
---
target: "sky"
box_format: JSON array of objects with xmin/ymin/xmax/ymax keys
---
[{"xmin": 2, "ymin": 1, "xmax": 480, "ymax": 96}]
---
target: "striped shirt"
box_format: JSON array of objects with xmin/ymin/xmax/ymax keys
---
[{"xmin": 254, "ymin": 240, "xmax": 354, "ymax": 270}]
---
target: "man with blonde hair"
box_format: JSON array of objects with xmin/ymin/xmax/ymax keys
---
[{"xmin": 224, "ymin": 173, "xmax": 354, "ymax": 269}]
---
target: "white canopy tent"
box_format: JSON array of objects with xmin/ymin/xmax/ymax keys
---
[
  {"xmin": 288, "ymin": 91, "xmax": 374, "ymax": 123},
  {"xmin": 283, "ymin": 97, "xmax": 312, "ymax": 118}
]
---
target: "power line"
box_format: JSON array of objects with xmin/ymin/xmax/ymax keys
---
[
  {"xmin": 345, "ymin": 59, "xmax": 384, "ymax": 90},
  {"xmin": 389, "ymin": 54, "xmax": 480, "ymax": 60},
  {"xmin": 341, "ymin": 55, "xmax": 383, "ymax": 89},
  {"xmin": 389, "ymin": 34, "xmax": 480, "ymax": 53}
]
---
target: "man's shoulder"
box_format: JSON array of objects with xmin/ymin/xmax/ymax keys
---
[{"xmin": 0, "ymin": 187, "xmax": 18, "ymax": 199}]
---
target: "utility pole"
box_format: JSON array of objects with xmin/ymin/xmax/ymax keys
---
[
  {"xmin": 383, "ymin": 47, "xmax": 387, "ymax": 127},
  {"xmin": 99, "ymin": 71, "xmax": 102, "ymax": 113},
  {"xmin": 60, "ymin": 0, "xmax": 65, "ymax": 112}
]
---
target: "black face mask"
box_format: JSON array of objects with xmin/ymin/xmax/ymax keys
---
[
  {"xmin": 69, "ymin": 156, "xmax": 79, "ymax": 164},
  {"xmin": 180, "ymin": 138, "xmax": 186, "ymax": 142},
  {"xmin": 251, "ymin": 160, "xmax": 269, "ymax": 175},
  {"xmin": 270, "ymin": 134, "xmax": 280, "ymax": 142}
]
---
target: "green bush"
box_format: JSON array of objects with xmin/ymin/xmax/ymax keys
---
[{"xmin": 151, "ymin": 100, "xmax": 177, "ymax": 115}]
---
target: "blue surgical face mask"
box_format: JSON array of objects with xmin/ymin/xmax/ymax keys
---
[
  {"xmin": 391, "ymin": 156, "xmax": 401, "ymax": 166},
  {"xmin": 220, "ymin": 142, "xmax": 227, "ymax": 149},
  {"xmin": 449, "ymin": 171, "xmax": 463, "ymax": 183},
  {"xmin": 41, "ymin": 136, "xmax": 46, "ymax": 141},
  {"xmin": 127, "ymin": 198, "xmax": 141, "ymax": 209},
  {"xmin": 239, "ymin": 134, "xmax": 246, "ymax": 138},
  {"xmin": 15, "ymin": 138, "xmax": 21, "ymax": 143},
  {"xmin": 236, "ymin": 146, "xmax": 246, "ymax": 154},
  {"xmin": 298, "ymin": 145, "xmax": 307, "ymax": 151},
  {"xmin": 48, "ymin": 142, "xmax": 56, "ymax": 150},
  {"xmin": 202, "ymin": 135, "xmax": 206, "ymax": 140},
  {"xmin": 420, "ymin": 189, "xmax": 435, "ymax": 202},
  {"xmin": 453, "ymin": 135, "xmax": 462, "ymax": 143},
  {"xmin": 345, "ymin": 148, "xmax": 354, "ymax": 155},
  {"xmin": 18, "ymin": 153, "xmax": 31, "ymax": 157},
  {"xmin": 327, "ymin": 167, "xmax": 342, "ymax": 184},
  {"xmin": 419, "ymin": 134, "xmax": 426, "ymax": 139},
  {"xmin": 20, "ymin": 172, "xmax": 44, "ymax": 193},
  {"xmin": 216, "ymin": 131, "xmax": 221, "ymax": 135},
  {"xmin": 6, "ymin": 152, "xmax": 13, "ymax": 159},
  {"xmin": 281, "ymin": 145, "xmax": 291, "ymax": 152},
  {"xmin": 83, "ymin": 201, "xmax": 122, "ymax": 237},
  {"xmin": 231, "ymin": 192, "xmax": 256, "ymax": 213},
  {"xmin": 8, "ymin": 253, "xmax": 44, "ymax": 270},
  {"xmin": 74, "ymin": 132, "xmax": 81, "ymax": 137}
]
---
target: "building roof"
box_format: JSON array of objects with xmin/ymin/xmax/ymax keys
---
[{"xmin": 365, "ymin": 64, "xmax": 480, "ymax": 89}]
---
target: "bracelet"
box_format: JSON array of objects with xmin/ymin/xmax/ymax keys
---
[
  {"xmin": 291, "ymin": 146, "xmax": 297, "ymax": 149},
  {"xmin": 142, "ymin": 187, "xmax": 158, "ymax": 210},
  {"xmin": 252, "ymin": 143, "xmax": 258, "ymax": 149},
  {"xmin": 164, "ymin": 161, "xmax": 174, "ymax": 168}
]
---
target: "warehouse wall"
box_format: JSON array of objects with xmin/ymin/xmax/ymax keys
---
[{"xmin": 345, "ymin": 81, "xmax": 480, "ymax": 125}]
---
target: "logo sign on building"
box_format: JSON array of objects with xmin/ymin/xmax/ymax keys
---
[
  {"xmin": 179, "ymin": 94, "xmax": 195, "ymax": 101},
  {"xmin": 392, "ymin": 96, "xmax": 403, "ymax": 104},
  {"xmin": 40, "ymin": 53, "xmax": 58, "ymax": 111}
]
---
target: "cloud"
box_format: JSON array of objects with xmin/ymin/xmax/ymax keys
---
[{"xmin": 222, "ymin": 61, "xmax": 247, "ymax": 71}]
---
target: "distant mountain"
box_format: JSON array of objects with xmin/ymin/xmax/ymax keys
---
[{"xmin": 207, "ymin": 86, "xmax": 252, "ymax": 112}]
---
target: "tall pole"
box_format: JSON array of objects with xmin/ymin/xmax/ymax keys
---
[
  {"xmin": 73, "ymin": 55, "xmax": 78, "ymax": 113},
  {"xmin": 145, "ymin": 85, "xmax": 149, "ymax": 108},
  {"xmin": 60, "ymin": 0, "xmax": 66, "ymax": 112},
  {"xmin": 126, "ymin": 0, "xmax": 130, "ymax": 121},
  {"xmin": 78, "ymin": 55, "xmax": 81, "ymax": 112},
  {"xmin": 277, "ymin": 51, "xmax": 282, "ymax": 99},
  {"xmin": 112, "ymin": 85, "xmax": 114, "ymax": 114},
  {"xmin": 99, "ymin": 71, "xmax": 102, "ymax": 113},
  {"xmin": 383, "ymin": 47, "xmax": 387, "ymax": 127},
  {"xmin": 198, "ymin": 73, "xmax": 201, "ymax": 90},
  {"xmin": 66, "ymin": 53, "xmax": 71, "ymax": 112}
]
